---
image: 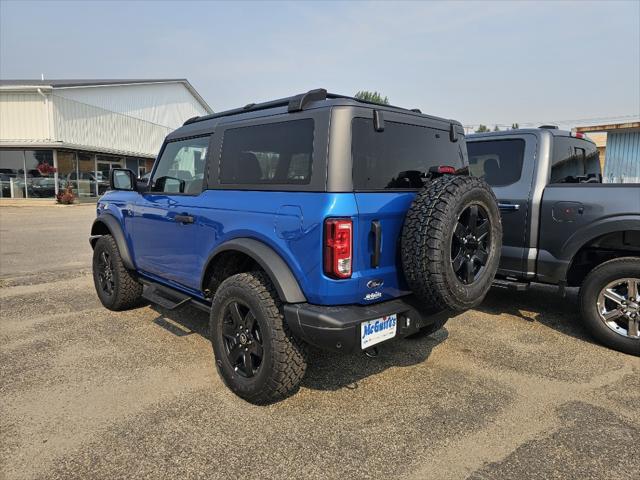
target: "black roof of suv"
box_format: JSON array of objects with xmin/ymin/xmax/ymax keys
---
[{"xmin": 168, "ymin": 88, "xmax": 465, "ymax": 141}]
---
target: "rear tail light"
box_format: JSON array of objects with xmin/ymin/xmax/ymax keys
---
[
  {"xmin": 436, "ymin": 165, "xmax": 456, "ymax": 174},
  {"xmin": 428, "ymin": 165, "xmax": 457, "ymax": 175},
  {"xmin": 324, "ymin": 218, "xmax": 352, "ymax": 279}
]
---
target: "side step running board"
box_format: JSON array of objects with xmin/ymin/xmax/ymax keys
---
[
  {"xmin": 141, "ymin": 283, "xmax": 210, "ymax": 312},
  {"xmin": 492, "ymin": 278, "xmax": 530, "ymax": 291}
]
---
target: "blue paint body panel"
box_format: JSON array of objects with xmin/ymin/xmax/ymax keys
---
[{"xmin": 98, "ymin": 189, "xmax": 415, "ymax": 306}]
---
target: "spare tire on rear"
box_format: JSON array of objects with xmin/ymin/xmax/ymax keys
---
[{"xmin": 401, "ymin": 175, "xmax": 502, "ymax": 312}]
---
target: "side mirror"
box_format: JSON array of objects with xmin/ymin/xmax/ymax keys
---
[
  {"xmin": 109, "ymin": 168, "xmax": 137, "ymax": 191},
  {"xmin": 136, "ymin": 177, "xmax": 150, "ymax": 192}
]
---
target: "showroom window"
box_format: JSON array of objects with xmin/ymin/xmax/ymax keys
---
[{"xmin": 0, "ymin": 149, "xmax": 55, "ymax": 198}]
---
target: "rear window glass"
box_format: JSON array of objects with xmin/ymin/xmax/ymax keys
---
[
  {"xmin": 351, "ymin": 118, "xmax": 462, "ymax": 190},
  {"xmin": 219, "ymin": 119, "xmax": 314, "ymax": 185},
  {"xmin": 467, "ymin": 139, "xmax": 525, "ymax": 187},
  {"xmin": 551, "ymin": 137, "xmax": 600, "ymax": 183}
]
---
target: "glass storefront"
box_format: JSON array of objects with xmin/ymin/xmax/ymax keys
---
[
  {"xmin": 0, "ymin": 150, "xmax": 55, "ymax": 198},
  {"xmin": 0, "ymin": 148, "xmax": 148, "ymax": 199}
]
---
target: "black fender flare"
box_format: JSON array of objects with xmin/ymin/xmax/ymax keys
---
[
  {"xmin": 89, "ymin": 214, "xmax": 135, "ymax": 270},
  {"xmin": 202, "ymin": 238, "xmax": 307, "ymax": 304},
  {"xmin": 563, "ymin": 216, "xmax": 640, "ymax": 261},
  {"xmin": 538, "ymin": 216, "xmax": 640, "ymax": 284}
]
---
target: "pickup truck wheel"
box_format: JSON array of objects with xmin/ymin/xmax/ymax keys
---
[
  {"xmin": 92, "ymin": 235, "xmax": 143, "ymax": 311},
  {"xmin": 401, "ymin": 175, "xmax": 502, "ymax": 312},
  {"xmin": 579, "ymin": 257, "xmax": 640, "ymax": 356},
  {"xmin": 209, "ymin": 271, "xmax": 307, "ymax": 404}
]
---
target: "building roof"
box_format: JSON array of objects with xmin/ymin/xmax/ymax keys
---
[
  {"xmin": 575, "ymin": 121, "xmax": 640, "ymax": 134},
  {"xmin": 0, "ymin": 78, "xmax": 188, "ymax": 87},
  {"xmin": 0, "ymin": 78, "xmax": 212, "ymax": 114}
]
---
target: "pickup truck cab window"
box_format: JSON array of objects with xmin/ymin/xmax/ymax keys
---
[
  {"xmin": 467, "ymin": 139, "xmax": 525, "ymax": 187},
  {"xmin": 550, "ymin": 136, "xmax": 600, "ymax": 183},
  {"xmin": 151, "ymin": 136, "xmax": 210, "ymax": 194}
]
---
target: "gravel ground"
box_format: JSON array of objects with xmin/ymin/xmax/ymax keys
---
[{"xmin": 1, "ymin": 205, "xmax": 638, "ymax": 480}]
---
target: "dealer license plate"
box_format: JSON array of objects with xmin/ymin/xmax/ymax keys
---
[{"xmin": 361, "ymin": 314, "xmax": 397, "ymax": 349}]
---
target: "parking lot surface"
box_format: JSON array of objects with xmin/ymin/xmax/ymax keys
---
[{"xmin": 1, "ymin": 205, "xmax": 638, "ymax": 480}]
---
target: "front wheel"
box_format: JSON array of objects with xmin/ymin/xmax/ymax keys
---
[
  {"xmin": 209, "ymin": 271, "xmax": 307, "ymax": 404},
  {"xmin": 579, "ymin": 257, "xmax": 640, "ymax": 356},
  {"xmin": 92, "ymin": 235, "xmax": 143, "ymax": 311}
]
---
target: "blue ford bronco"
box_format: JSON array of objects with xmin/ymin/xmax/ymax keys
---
[{"xmin": 90, "ymin": 89, "xmax": 502, "ymax": 403}]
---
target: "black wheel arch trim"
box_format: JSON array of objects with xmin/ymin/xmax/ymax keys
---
[
  {"xmin": 202, "ymin": 238, "xmax": 307, "ymax": 304},
  {"xmin": 538, "ymin": 216, "xmax": 640, "ymax": 284},
  {"xmin": 89, "ymin": 215, "xmax": 135, "ymax": 271}
]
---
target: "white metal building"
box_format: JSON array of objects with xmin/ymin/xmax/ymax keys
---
[{"xmin": 0, "ymin": 79, "xmax": 212, "ymax": 199}]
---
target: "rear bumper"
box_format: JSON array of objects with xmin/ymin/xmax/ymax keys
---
[{"xmin": 283, "ymin": 296, "xmax": 452, "ymax": 353}]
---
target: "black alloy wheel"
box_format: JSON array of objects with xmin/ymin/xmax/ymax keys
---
[
  {"xmin": 221, "ymin": 300, "xmax": 264, "ymax": 378},
  {"xmin": 451, "ymin": 204, "xmax": 491, "ymax": 285},
  {"xmin": 97, "ymin": 250, "xmax": 115, "ymax": 296}
]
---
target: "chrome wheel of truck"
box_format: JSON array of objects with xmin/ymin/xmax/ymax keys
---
[
  {"xmin": 580, "ymin": 257, "xmax": 640, "ymax": 356},
  {"xmin": 596, "ymin": 278, "xmax": 640, "ymax": 339}
]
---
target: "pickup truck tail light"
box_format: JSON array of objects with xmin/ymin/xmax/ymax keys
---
[{"xmin": 324, "ymin": 218, "xmax": 352, "ymax": 279}]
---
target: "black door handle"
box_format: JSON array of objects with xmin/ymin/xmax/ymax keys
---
[
  {"xmin": 175, "ymin": 214, "xmax": 194, "ymax": 224},
  {"xmin": 370, "ymin": 220, "xmax": 381, "ymax": 268}
]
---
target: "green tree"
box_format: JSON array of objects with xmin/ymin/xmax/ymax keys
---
[
  {"xmin": 354, "ymin": 90, "xmax": 390, "ymax": 105},
  {"xmin": 475, "ymin": 124, "xmax": 490, "ymax": 133},
  {"xmin": 493, "ymin": 125, "xmax": 500, "ymax": 132},
  {"xmin": 511, "ymin": 123, "xmax": 519, "ymax": 130}
]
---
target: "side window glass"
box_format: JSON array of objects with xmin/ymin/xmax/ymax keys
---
[
  {"xmin": 467, "ymin": 139, "xmax": 526, "ymax": 187},
  {"xmin": 219, "ymin": 119, "xmax": 314, "ymax": 185},
  {"xmin": 550, "ymin": 137, "xmax": 600, "ymax": 183},
  {"xmin": 151, "ymin": 136, "xmax": 210, "ymax": 194}
]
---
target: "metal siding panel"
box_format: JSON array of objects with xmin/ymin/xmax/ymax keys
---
[
  {"xmin": 604, "ymin": 131, "xmax": 640, "ymax": 183},
  {"xmin": 0, "ymin": 92, "xmax": 50, "ymax": 141},
  {"xmin": 54, "ymin": 83, "xmax": 209, "ymax": 129},
  {"xmin": 52, "ymin": 95, "xmax": 170, "ymax": 157}
]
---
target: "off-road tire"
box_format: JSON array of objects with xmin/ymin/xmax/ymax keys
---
[
  {"xmin": 579, "ymin": 257, "xmax": 640, "ymax": 356},
  {"xmin": 92, "ymin": 235, "xmax": 143, "ymax": 311},
  {"xmin": 401, "ymin": 175, "xmax": 502, "ymax": 312},
  {"xmin": 209, "ymin": 271, "xmax": 307, "ymax": 404}
]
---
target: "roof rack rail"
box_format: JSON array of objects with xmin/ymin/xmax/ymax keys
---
[
  {"xmin": 539, "ymin": 125, "xmax": 559, "ymax": 129},
  {"xmin": 182, "ymin": 88, "xmax": 426, "ymax": 127},
  {"xmin": 183, "ymin": 88, "xmax": 329, "ymax": 126},
  {"xmin": 288, "ymin": 89, "xmax": 327, "ymax": 112}
]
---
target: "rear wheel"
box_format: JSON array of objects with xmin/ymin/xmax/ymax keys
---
[
  {"xmin": 401, "ymin": 175, "xmax": 502, "ymax": 312},
  {"xmin": 579, "ymin": 257, "xmax": 640, "ymax": 356},
  {"xmin": 209, "ymin": 271, "xmax": 307, "ymax": 404}
]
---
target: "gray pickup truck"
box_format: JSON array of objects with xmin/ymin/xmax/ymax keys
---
[{"xmin": 468, "ymin": 127, "xmax": 639, "ymax": 355}]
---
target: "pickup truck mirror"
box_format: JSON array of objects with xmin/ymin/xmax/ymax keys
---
[{"xmin": 109, "ymin": 168, "xmax": 137, "ymax": 191}]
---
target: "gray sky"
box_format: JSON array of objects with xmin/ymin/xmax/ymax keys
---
[{"xmin": 1, "ymin": 0, "xmax": 639, "ymax": 129}]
